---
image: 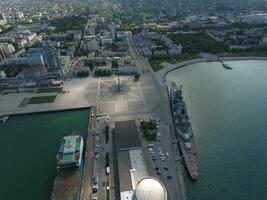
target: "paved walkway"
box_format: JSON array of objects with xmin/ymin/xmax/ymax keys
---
[{"xmin": 0, "ymin": 77, "xmax": 97, "ymax": 115}]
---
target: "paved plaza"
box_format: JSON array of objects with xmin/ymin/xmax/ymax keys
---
[{"xmin": 0, "ymin": 73, "xmax": 159, "ymax": 115}]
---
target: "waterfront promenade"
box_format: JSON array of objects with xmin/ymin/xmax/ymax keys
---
[
  {"xmin": 155, "ymin": 56, "xmax": 267, "ymax": 83},
  {"xmin": 0, "ymin": 77, "xmax": 97, "ymax": 115}
]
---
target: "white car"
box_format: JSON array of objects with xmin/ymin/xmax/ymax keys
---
[{"xmin": 166, "ymin": 152, "xmax": 169, "ymax": 157}]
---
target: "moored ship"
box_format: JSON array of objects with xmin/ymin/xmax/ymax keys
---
[
  {"xmin": 56, "ymin": 134, "xmax": 84, "ymax": 168},
  {"xmin": 170, "ymin": 82, "xmax": 199, "ymax": 180},
  {"xmin": 51, "ymin": 133, "xmax": 84, "ymax": 200}
]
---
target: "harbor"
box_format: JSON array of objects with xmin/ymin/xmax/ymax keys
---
[
  {"xmin": 51, "ymin": 134, "xmax": 84, "ymax": 200},
  {"xmin": 166, "ymin": 60, "xmax": 267, "ymax": 200},
  {"xmin": 0, "ymin": 110, "xmax": 88, "ymax": 200}
]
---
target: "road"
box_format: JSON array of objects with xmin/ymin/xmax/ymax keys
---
[
  {"xmin": 80, "ymin": 31, "xmax": 187, "ymax": 200},
  {"xmin": 125, "ymin": 32, "xmax": 187, "ymax": 200},
  {"xmin": 81, "ymin": 109, "xmax": 96, "ymax": 200}
]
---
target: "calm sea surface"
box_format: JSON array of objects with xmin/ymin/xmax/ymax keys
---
[
  {"xmin": 0, "ymin": 110, "xmax": 88, "ymax": 200},
  {"xmin": 167, "ymin": 60, "xmax": 267, "ymax": 200}
]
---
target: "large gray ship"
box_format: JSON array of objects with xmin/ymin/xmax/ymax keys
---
[{"xmin": 170, "ymin": 81, "xmax": 198, "ymax": 180}]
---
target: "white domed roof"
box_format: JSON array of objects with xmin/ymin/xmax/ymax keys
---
[{"xmin": 135, "ymin": 177, "xmax": 167, "ymax": 200}]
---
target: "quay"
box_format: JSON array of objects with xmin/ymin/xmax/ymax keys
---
[
  {"xmin": 80, "ymin": 108, "xmax": 96, "ymax": 200},
  {"xmin": 0, "ymin": 77, "xmax": 97, "ymax": 116},
  {"xmin": 51, "ymin": 109, "xmax": 94, "ymax": 200}
]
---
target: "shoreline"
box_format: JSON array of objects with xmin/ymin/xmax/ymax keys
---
[
  {"xmin": 0, "ymin": 106, "xmax": 91, "ymax": 116},
  {"xmin": 153, "ymin": 56, "xmax": 267, "ymax": 200},
  {"xmin": 156, "ymin": 56, "xmax": 267, "ymax": 79}
]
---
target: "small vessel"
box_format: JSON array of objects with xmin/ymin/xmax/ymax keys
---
[
  {"xmin": 222, "ymin": 63, "xmax": 233, "ymax": 70},
  {"xmin": 0, "ymin": 115, "xmax": 9, "ymax": 123},
  {"xmin": 170, "ymin": 82, "xmax": 199, "ymax": 180},
  {"xmin": 56, "ymin": 133, "xmax": 84, "ymax": 168},
  {"xmin": 218, "ymin": 59, "xmax": 233, "ymax": 70}
]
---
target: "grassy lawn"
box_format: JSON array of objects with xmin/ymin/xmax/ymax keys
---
[
  {"xmin": 28, "ymin": 96, "xmax": 57, "ymax": 104},
  {"xmin": 140, "ymin": 121, "xmax": 157, "ymax": 141},
  {"xmin": 49, "ymin": 15, "xmax": 87, "ymax": 33},
  {"xmin": 36, "ymin": 88, "xmax": 63, "ymax": 94},
  {"xmin": 105, "ymin": 181, "xmax": 110, "ymax": 200},
  {"xmin": 149, "ymin": 54, "xmax": 201, "ymax": 72},
  {"xmin": 148, "ymin": 58, "xmax": 164, "ymax": 72}
]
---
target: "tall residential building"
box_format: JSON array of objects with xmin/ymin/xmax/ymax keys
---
[
  {"xmin": 0, "ymin": 45, "xmax": 6, "ymax": 62},
  {"xmin": 110, "ymin": 24, "xmax": 117, "ymax": 40},
  {"xmin": 1, "ymin": 43, "xmax": 15, "ymax": 55},
  {"xmin": 42, "ymin": 44, "xmax": 60, "ymax": 70},
  {"xmin": 26, "ymin": 51, "xmax": 45, "ymax": 67},
  {"xmin": 0, "ymin": 13, "xmax": 7, "ymax": 26}
]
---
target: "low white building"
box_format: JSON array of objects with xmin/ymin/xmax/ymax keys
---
[
  {"xmin": 1, "ymin": 43, "xmax": 15, "ymax": 55},
  {"xmin": 83, "ymin": 39, "xmax": 99, "ymax": 52},
  {"xmin": 168, "ymin": 43, "xmax": 182, "ymax": 56},
  {"xmin": 0, "ymin": 70, "xmax": 6, "ymax": 79},
  {"xmin": 0, "ymin": 13, "xmax": 7, "ymax": 26},
  {"xmin": 2, "ymin": 57, "xmax": 28, "ymax": 66},
  {"xmin": 118, "ymin": 66, "xmax": 137, "ymax": 75},
  {"xmin": 101, "ymin": 38, "xmax": 113, "ymax": 45}
]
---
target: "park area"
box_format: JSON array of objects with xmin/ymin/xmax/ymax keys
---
[
  {"xmin": 28, "ymin": 96, "xmax": 57, "ymax": 104},
  {"xmin": 140, "ymin": 120, "xmax": 157, "ymax": 141}
]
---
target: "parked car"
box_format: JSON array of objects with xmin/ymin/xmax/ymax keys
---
[
  {"xmin": 92, "ymin": 176, "xmax": 98, "ymax": 192},
  {"xmin": 94, "ymin": 152, "xmax": 99, "ymax": 159},
  {"xmin": 164, "ymin": 166, "xmax": 168, "ymax": 170}
]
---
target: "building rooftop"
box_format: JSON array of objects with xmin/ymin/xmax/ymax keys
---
[
  {"xmin": 115, "ymin": 120, "xmax": 141, "ymax": 151},
  {"xmin": 135, "ymin": 177, "xmax": 168, "ymax": 200}
]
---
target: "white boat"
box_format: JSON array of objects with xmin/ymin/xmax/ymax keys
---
[
  {"xmin": 0, "ymin": 115, "xmax": 9, "ymax": 123},
  {"xmin": 56, "ymin": 133, "xmax": 84, "ymax": 168}
]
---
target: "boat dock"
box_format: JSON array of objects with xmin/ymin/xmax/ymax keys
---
[
  {"xmin": 51, "ymin": 167, "xmax": 82, "ymax": 200},
  {"xmin": 218, "ymin": 59, "xmax": 233, "ymax": 70}
]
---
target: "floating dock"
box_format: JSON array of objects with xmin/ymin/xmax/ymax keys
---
[{"xmin": 51, "ymin": 166, "xmax": 82, "ymax": 200}]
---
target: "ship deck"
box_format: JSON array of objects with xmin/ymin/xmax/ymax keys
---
[{"xmin": 170, "ymin": 81, "xmax": 199, "ymax": 180}]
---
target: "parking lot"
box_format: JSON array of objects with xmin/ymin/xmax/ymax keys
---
[{"xmin": 138, "ymin": 115, "xmax": 186, "ymax": 200}]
